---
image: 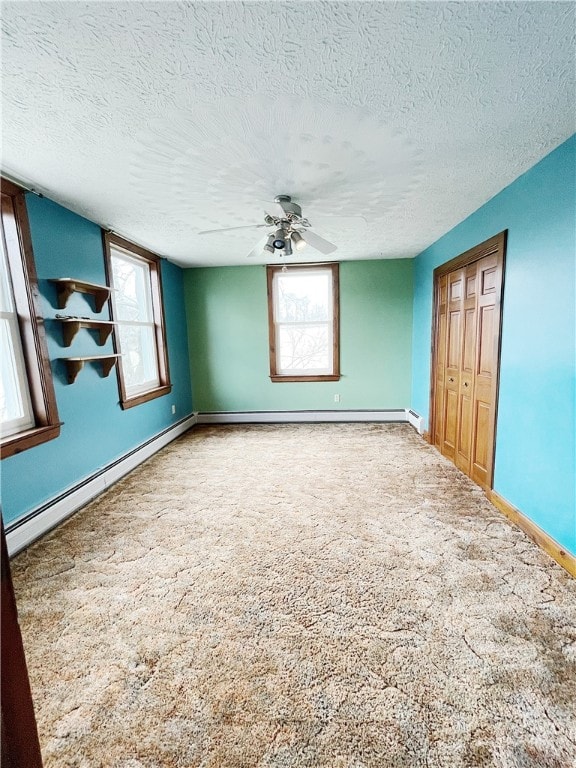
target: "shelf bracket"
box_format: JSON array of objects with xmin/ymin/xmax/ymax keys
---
[
  {"xmin": 62, "ymin": 355, "xmax": 120, "ymax": 384},
  {"xmin": 60, "ymin": 320, "xmax": 114, "ymax": 347},
  {"xmin": 50, "ymin": 279, "xmax": 111, "ymax": 313}
]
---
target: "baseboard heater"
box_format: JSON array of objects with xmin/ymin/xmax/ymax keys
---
[
  {"xmin": 197, "ymin": 409, "xmax": 410, "ymax": 424},
  {"xmin": 6, "ymin": 413, "xmax": 198, "ymax": 557},
  {"xmin": 406, "ymin": 409, "xmax": 424, "ymax": 433}
]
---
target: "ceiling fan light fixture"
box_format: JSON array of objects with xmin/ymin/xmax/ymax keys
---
[
  {"xmin": 272, "ymin": 228, "xmax": 286, "ymax": 250},
  {"xmin": 291, "ymin": 230, "xmax": 307, "ymax": 251},
  {"xmin": 264, "ymin": 233, "xmax": 275, "ymax": 253},
  {"xmin": 284, "ymin": 237, "xmax": 293, "ymax": 256}
]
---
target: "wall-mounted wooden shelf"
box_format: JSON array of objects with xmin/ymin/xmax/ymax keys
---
[
  {"xmin": 61, "ymin": 354, "xmax": 121, "ymax": 384},
  {"xmin": 49, "ymin": 278, "xmax": 111, "ymax": 313},
  {"xmin": 56, "ymin": 318, "xmax": 116, "ymax": 347}
]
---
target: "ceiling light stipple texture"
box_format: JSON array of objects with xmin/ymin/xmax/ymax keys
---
[
  {"xmin": 2, "ymin": 1, "xmax": 574, "ymax": 266},
  {"xmin": 129, "ymin": 96, "xmax": 418, "ymax": 264}
]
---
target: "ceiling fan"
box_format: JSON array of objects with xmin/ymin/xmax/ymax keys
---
[{"xmin": 197, "ymin": 195, "xmax": 337, "ymax": 258}]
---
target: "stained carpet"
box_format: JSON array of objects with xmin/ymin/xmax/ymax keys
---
[{"xmin": 11, "ymin": 423, "xmax": 576, "ymax": 768}]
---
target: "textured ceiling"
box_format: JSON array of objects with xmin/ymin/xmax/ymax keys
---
[{"xmin": 2, "ymin": 1, "xmax": 575, "ymax": 267}]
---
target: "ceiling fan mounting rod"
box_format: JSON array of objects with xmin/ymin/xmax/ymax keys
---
[{"xmin": 274, "ymin": 194, "xmax": 303, "ymax": 221}]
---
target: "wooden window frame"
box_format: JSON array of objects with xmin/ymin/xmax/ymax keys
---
[
  {"xmin": 103, "ymin": 232, "xmax": 171, "ymax": 409},
  {"xmin": 267, "ymin": 262, "xmax": 340, "ymax": 383},
  {"xmin": 0, "ymin": 179, "xmax": 61, "ymax": 459}
]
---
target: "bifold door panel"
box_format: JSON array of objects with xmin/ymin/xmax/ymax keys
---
[{"xmin": 431, "ymin": 233, "xmax": 506, "ymax": 491}]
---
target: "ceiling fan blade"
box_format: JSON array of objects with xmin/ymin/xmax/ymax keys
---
[
  {"xmin": 197, "ymin": 223, "xmax": 268, "ymax": 235},
  {"xmin": 299, "ymin": 229, "xmax": 337, "ymax": 255},
  {"xmin": 246, "ymin": 235, "xmax": 269, "ymax": 258}
]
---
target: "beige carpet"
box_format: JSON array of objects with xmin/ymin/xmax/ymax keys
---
[{"xmin": 11, "ymin": 423, "xmax": 576, "ymax": 768}]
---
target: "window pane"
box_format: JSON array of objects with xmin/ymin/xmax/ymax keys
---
[
  {"xmin": 276, "ymin": 271, "xmax": 331, "ymax": 322},
  {"xmin": 116, "ymin": 323, "xmax": 159, "ymax": 392},
  {"xmin": 278, "ymin": 323, "xmax": 331, "ymax": 372},
  {"xmin": 0, "ymin": 317, "xmax": 34, "ymax": 433},
  {"xmin": 111, "ymin": 250, "xmax": 152, "ymax": 322},
  {"xmin": 0, "ymin": 228, "xmax": 14, "ymax": 313}
]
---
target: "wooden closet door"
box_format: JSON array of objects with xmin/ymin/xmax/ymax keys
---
[
  {"xmin": 430, "ymin": 233, "xmax": 505, "ymax": 491},
  {"xmin": 454, "ymin": 262, "xmax": 479, "ymax": 474},
  {"xmin": 433, "ymin": 275, "xmax": 448, "ymax": 449},
  {"xmin": 470, "ymin": 252, "xmax": 502, "ymax": 487},
  {"xmin": 441, "ymin": 269, "xmax": 465, "ymax": 462}
]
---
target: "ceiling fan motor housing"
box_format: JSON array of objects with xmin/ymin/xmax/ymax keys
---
[{"xmin": 275, "ymin": 195, "xmax": 302, "ymax": 220}]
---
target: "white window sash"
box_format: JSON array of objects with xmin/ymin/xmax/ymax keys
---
[
  {"xmin": 272, "ymin": 270, "xmax": 333, "ymax": 324},
  {"xmin": 115, "ymin": 320, "xmax": 160, "ymax": 395},
  {"xmin": 125, "ymin": 377, "xmax": 160, "ymax": 397},
  {"xmin": 0, "ymin": 310, "xmax": 35, "ymax": 437},
  {"xmin": 275, "ymin": 321, "xmax": 334, "ymax": 375},
  {"xmin": 110, "ymin": 248, "xmax": 155, "ymax": 323},
  {"xmin": 0, "ymin": 222, "xmax": 35, "ymax": 436}
]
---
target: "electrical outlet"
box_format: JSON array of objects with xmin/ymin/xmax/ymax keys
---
[
  {"xmin": 171, "ymin": 404, "xmax": 176, "ymax": 415},
  {"xmin": 334, "ymin": 394, "xmax": 340, "ymax": 403}
]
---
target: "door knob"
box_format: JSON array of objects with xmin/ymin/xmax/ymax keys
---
[
  {"xmin": 448, "ymin": 377, "xmax": 454, "ymax": 383},
  {"xmin": 464, "ymin": 381, "xmax": 469, "ymax": 387}
]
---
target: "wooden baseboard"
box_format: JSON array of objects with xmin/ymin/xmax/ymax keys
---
[
  {"xmin": 487, "ymin": 490, "xmax": 575, "ymax": 578},
  {"xmin": 422, "ymin": 430, "xmax": 432, "ymax": 444}
]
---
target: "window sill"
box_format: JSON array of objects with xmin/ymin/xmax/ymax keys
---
[
  {"xmin": 1, "ymin": 422, "xmax": 62, "ymax": 459},
  {"xmin": 270, "ymin": 375, "xmax": 341, "ymax": 383},
  {"xmin": 119, "ymin": 384, "xmax": 172, "ymax": 409}
]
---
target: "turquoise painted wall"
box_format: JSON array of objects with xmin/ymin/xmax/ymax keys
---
[
  {"xmin": 184, "ymin": 259, "xmax": 413, "ymax": 412},
  {"xmin": 1, "ymin": 194, "xmax": 193, "ymax": 526},
  {"xmin": 411, "ymin": 135, "xmax": 576, "ymax": 555}
]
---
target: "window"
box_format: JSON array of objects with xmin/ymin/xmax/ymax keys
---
[
  {"xmin": 104, "ymin": 233, "xmax": 171, "ymax": 409},
  {"xmin": 0, "ymin": 235, "xmax": 34, "ymax": 437},
  {"xmin": 0, "ymin": 179, "xmax": 60, "ymax": 458},
  {"xmin": 267, "ymin": 263, "xmax": 340, "ymax": 382}
]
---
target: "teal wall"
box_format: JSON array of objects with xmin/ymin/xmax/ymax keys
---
[
  {"xmin": 1, "ymin": 194, "xmax": 193, "ymax": 526},
  {"xmin": 184, "ymin": 259, "xmax": 413, "ymax": 412},
  {"xmin": 411, "ymin": 135, "xmax": 576, "ymax": 555}
]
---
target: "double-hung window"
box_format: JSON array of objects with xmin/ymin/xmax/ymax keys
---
[
  {"xmin": 0, "ymin": 234, "xmax": 34, "ymax": 437},
  {"xmin": 267, "ymin": 263, "xmax": 340, "ymax": 382},
  {"xmin": 104, "ymin": 233, "xmax": 171, "ymax": 409},
  {"xmin": 1, "ymin": 179, "xmax": 60, "ymax": 458}
]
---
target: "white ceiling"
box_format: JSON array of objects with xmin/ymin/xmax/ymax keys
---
[{"xmin": 2, "ymin": 2, "xmax": 574, "ymax": 267}]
